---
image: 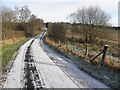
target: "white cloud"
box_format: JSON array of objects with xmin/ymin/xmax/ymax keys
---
[
  {"xmin": 2, "ymin": 0, "xmax": 119, "ymax": 3},
  {"xmin": 28, "ymin": 2, "xmax": 118, "ymax": 26},
  {"xmin": 1, "ymin": 0, "xmax": 119, "ymax": 26}
]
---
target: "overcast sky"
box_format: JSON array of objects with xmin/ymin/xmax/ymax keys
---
[{"xmin": 1, "ymin": 0, "xmax": 119, "ymax": 26}]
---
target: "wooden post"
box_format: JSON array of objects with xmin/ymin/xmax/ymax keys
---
[
  {"xmin": 102, "ymin": 45, "xmax": 108, "ymax": 63},
  {"xmin": 85, "ymin": 44, "xmax": 89, "ymax": 60},
  {"xmin": 91, "ymin": 50, "xmax": 103, "ymax": 61},
  {"xmin": 98, "ymin": 45, "xmax": 108, "ymax": 68},
  {"xmin": 58, "ymin": 40, "xmax": 60, "ymax": 47}
]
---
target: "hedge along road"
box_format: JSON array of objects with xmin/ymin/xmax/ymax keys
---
[{"xmin": 2, "ymin": 28, "xmax": 111, "ymax": 88}]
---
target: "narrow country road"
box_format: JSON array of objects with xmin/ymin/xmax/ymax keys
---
[{"xmin": 2, "ymin": 29, "xmax": 111, "ymax": 88}]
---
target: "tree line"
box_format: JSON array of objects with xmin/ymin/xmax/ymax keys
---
[{"xmin": 2, "ymin": 5, "xmax": 44, "ymax": 38}]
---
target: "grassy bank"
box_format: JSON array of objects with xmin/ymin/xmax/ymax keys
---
[
  {"xmin": 45, "ymin": 36, "xmax": 119, "ymax": 69},
  {"xmin": 1, "ymin": 38, "xmax": 29, "ymax": 71},
  {"xmin": 44, "ymin": 36, "xmax": 120, "ymax": 89}
]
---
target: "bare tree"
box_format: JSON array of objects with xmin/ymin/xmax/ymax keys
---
[
  {"xmin": 15, "ymin": 5, "xmax": 31, "ymax": 22},
  {"xmin": 68, "ymin": 6, "xmax": 110, "ymax": 59},
  {"xmin": 67, "ymin": 12, "xmax": 77, "ymax": 24},
  {"xmin": 29, "ymin": 14, "xmax": 37, "ymax": 22},
  {"xmin": 2, "ymin": 6, "xmax": 17, "ymax": 22},
  {"xmin": 28, "ymin": 14, "xmax": 44, "ymax": 35},
  {"xmin": 75, "ymin": 6, "xmax": 110, "ymax": 25}
]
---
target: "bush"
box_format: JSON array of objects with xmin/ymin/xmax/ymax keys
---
[
  {"xmin": 48, "ymin": 23, "xmax": 66, "ymax": 42},
  {"xmin": 71, "ymin": 24, "xmax": 79, "ymax": 33},
  {"xmin": 15, "ymin": 23, "xmax": 27, "ymax": 31}
]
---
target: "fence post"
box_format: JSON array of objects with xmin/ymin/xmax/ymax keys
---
[
  {"xmin": 58, "ymin": 40, "xmax": 61, "ymax": 47},
  {"xmin": 85, "ymin": 44, "xmax": 89, "ymax": 60},
  {"xmin": 102, "ymin": 45, "xmax": 108, "ymax": 63}
]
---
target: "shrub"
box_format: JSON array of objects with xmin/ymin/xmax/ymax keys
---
[
  {"xmin": 48, "ymin": 23, "xmax": 66, "ymax": 42},
  {"xmin": 15, "ymin": 23, "xmax": 27, "ymax": 31}
]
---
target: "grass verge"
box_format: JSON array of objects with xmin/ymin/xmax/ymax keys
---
[{"xmin": 1, "ymin": 38, "xmax": 29, "ymax": 71}]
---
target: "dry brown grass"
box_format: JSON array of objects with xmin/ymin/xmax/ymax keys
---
[
  {"xmin": 66, "ymin": 30, "xmax": 84, "ymax": 39},
  {"xmin": 105, "ymin": 56, "xmax": 120, "ymax": 69},
  {"xmin": 45, "ymin": 36, "xmax": 120, "ymax": 70},
  {"xmin": 1, "ymin": 37, "xmax": 25, "ymax": 45},
  {"xmin": 102, "ymin": 31, "xmax": 118, "ymax": 42},
  {"xmin": 66, "ymin": 30, "xmax": 118, "ymax": 43},
  {"xmin": 2, "ymin": 29, "xmax": 25, "ymax": 40},
  {"xmin": 45, "ymin": 37, "xmax": 85, "ymax": 57},
  {"xmin": 45, "ymin": 37, "xmax": 59, "ymax": 47}
]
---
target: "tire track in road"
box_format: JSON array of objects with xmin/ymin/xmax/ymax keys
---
[{"xmin": 23, "ymin": 39, "xmax": 43, "ymax": 89}]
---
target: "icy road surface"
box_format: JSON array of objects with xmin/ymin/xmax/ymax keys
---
[{"xmin": 2, "ymin": 29, "xmax": 111, "ymax": 88}]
